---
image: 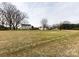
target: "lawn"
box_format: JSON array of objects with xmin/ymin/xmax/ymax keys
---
[{"xmin": 0, "ymin": 30, "xmax": 79, "ymax": 56}]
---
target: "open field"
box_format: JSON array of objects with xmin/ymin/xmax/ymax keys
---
[{"xmin": 0, "ymin": 30, "xmax": 79, "ymax": 56}]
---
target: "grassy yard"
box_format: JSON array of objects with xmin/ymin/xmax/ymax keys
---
[{"xmin": 0, "ymin": 30, "xmax": 79, "ymax": 56}]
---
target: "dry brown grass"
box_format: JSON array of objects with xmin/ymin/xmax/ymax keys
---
[{"xmin": 0, "ymin": 30, "xmax": 79, "ymax": 56}]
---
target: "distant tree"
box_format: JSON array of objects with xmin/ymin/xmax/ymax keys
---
[
  {"xmin": 41, "ymin": 18, "xmax": 48, "ymax": 30},
  {"xmin": 59, "ymin": 21, "xmax": 71, "ymax": 30},
  {"xmin": 62, "ymin": 21, "xmax": 71, "ymax": 24}
]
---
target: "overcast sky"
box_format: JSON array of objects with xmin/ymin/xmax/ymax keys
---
[{"xmin": 10, "ymin": 2, "xmax": 79, "ymax": 27}]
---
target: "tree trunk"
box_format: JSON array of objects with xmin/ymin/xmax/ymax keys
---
[
  {"xmin": 2, "ymin": 21, "xmax": 4, "ymax": 26},
  {"xmin": 15, "ymin": 24, "xmax": 18, "ymax": 30},
  {"xmin": 9, "ymin": 20, "xmax": 12, "ymax": 30},
  {"xmin": 9, "ymin": 24, "xmax": 12, "ymax": 30},
  {"xmin": 13, "ymin": 24, "xmax": 15, "ymax": 30}
]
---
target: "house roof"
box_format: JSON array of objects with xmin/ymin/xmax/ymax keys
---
[{"xmin": 21, "ymin": 24, "xmax": 31, "ymax": 26}]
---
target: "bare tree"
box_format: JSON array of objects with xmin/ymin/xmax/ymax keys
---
[
  {"xmin": 12, "ymin": 10, "xmax": 27, "ymax": 30},
  {"xmin": 41, "ymin": 18, "xmax": 48, "ymax": 30},
  {"xmin": 0, "ymin": 2, "xmax": 27, "ymax": 30},
  {"xmin": 0, "ymin": 2, "xmax": 16, "ymax": 29}
]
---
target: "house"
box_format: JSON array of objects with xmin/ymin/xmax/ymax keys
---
[
  {"xmin": 39, "ymin": 26, "xmax": 47, "ymax": 30},
  {"xmin": 20, "ymin": 24, "xmax": 33, "ymax": 30},
  {"xmin": 39, "ymin": 25, "xmax": 52, "ymax": 30}
]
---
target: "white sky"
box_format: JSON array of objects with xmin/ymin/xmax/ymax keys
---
[{"xmin": 3, "ymin": 2, "xmax": 79, "ymax": 27}]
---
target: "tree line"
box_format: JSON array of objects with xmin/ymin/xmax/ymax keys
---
[
  {"xmin": 41, "ymin": 19, "xmax": 79, "ymax": 30},
  {"xmin": 52, "ymin": 21, "xmax": 79, "ymax": 30}
]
